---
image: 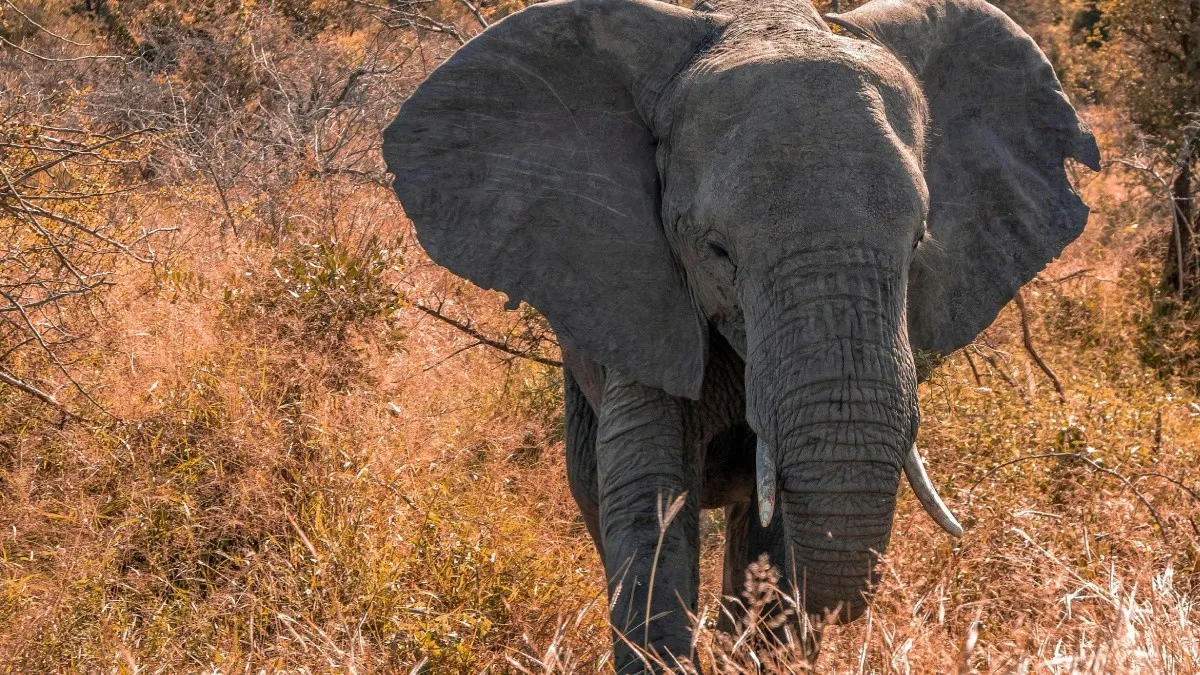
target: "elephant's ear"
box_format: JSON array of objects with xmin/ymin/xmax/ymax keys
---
[
  {"xmin": 384, "ymin": 0, "xmax": 725, "ymax": 399},
  {"xmin": 827, "ymin": 0, "xmax": 1100, "ymax": 359}
]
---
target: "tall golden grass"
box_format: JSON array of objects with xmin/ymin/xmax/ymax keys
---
[
  {"xmin": 1, "ymin": 105, "xmax": 1197, "ymax": 673},
  {"xmin": 1, "ymin": 3, "xmax": 1198, "ymax": 672}
]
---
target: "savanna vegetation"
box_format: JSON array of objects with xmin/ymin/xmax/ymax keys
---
[{"xmin": 1, "ymin": 0, "xmax": 1198, "ymax": 672}]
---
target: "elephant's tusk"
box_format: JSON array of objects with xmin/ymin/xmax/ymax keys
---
[
  {"xmin": 756, "ymin": 438, "xmax": 777, "ymax": 528},
  {"xmin": 903, "ymin": 443, "xmax": 964, "ymax": 538}
]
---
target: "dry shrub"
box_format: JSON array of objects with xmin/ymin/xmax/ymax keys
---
[
  {"xmin": 1138, "ymin": 290, "xmax": 1200, "ymax": 396},
  {"xmin": 0, "ymin": 213, "xmax": 603, "ymax": 671}
]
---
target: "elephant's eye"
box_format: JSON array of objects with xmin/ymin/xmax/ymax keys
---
[
  {"xmin": 708, "ymin": 241, "xmax": 731, "ymax": 260},
  {"xmin": 913, "ymin": 227, "xmax": 927, "ymax": 250}
]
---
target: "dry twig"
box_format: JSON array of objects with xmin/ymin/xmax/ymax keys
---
[
  {"xmin": 412, "ymin": 301, "xmax": 563, "ymax": 368},
  {"xmin": 969, "ymin": 452, "xmax": 1170, "ymax": 545},
  {"xmin": 1013, "ymin": 290, "xmax": 1067, "ymax": 403}
]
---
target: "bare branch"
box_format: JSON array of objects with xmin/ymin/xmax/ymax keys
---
[
  {"xmin": 1013, "ymin": 290, "xmax": 1066, "ymax": 403},
  {"xmin": 1, "ymin": 113, "xmax": 162, "ymax": 420},
  {"xmin": 1036, "ymin": 268, "xmax": 1095, "ymax": 284},
  {"xmin": 412, "ymin": 302, "xmax": 563, "ymax": 368},
  {"xmin": 975, "ymin": 346, "xmax": 1027, "ymax": 402},
  {"xmin": 962, "ymin": 349, "xmax": 984, "ymax": 387},
  {"xmin": 0, "ymin": 35, "xmax": 125, "ymax": 62},
  {"xmin": 457, "ymin": 0, "xmax": 489, "ymax": 30},
  {"xmin": 14, "ymin": 127, "xmax": 156, "ymax": 185},
  {"xmin": 1111, "ymin": 119, "xmax": 1200, "ymax": 299},
  {"xmin": 969, "ymin": 452, "xmax": 1170, "ymax": 545},
  {"xmin": 352, "ymin": 0, "xmax": 471, "ymax": 44},
  {"xmin": 2, "ymin": 0, "xmax": 96, "ymax": 47},
  {"xmin": 0, "ymin": 366, "xmax": 82, "ymax": 420}
]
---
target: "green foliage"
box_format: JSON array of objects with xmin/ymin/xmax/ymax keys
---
[
  {"xmin": 1139, "ymin": 282, "xmax": 1200, "ymax": 394},
  {"xmin": 234, "ymin": 236, "xmax": 403, "ymax": 348},
  {"xmin": 1098, "ymin": 0, "xmax": 1200, "ymax": 146}
]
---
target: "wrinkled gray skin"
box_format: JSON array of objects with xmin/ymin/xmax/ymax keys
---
[{"xmin": 383, "ymin": 0, "xmax": 1099, "ymax": 669}]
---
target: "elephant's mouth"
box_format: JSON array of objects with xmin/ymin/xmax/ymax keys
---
[{"xmin": 756, "ymin": 437, "xmax": 961, "ymax": 537}]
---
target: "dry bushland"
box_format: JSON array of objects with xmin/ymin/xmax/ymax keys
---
[{"xmin": 1, "ymin": 1, "xmax": 1198, "ymax": 673}]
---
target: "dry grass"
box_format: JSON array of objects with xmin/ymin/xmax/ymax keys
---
[
  {"xmin": 0, "ymin": 210, "xmax": 600, "ymax": 672},
  {"xmin": 1, "ymin": 3, "xmax": 1199, "ymax": 672},
  {"xmin": 2, "ymin": 117, "xmax": 1199, "ymax": 674}
]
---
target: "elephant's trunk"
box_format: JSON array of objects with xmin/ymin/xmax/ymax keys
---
[
  {"xmin": 742, "ymin": 247, "xmax": 918, "ymax": 622},
  {"xmin": 775, "ymin": 413, "xmax": 905, "ymax": 621}
]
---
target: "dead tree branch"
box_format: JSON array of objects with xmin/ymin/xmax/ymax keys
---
[
  {"xmin": 968, "ymin": 452, "xmax": 1170, "ymax": 545},
  {"xmin": 0, "ymin": 367, "xmax": 85, "ymax": 421},
  {"xmin": 352, "ymin": 0, "xmax": 472, "ymax": 44},
  {"xmin": 0, "ymin": 35, "xmax": 126, "ymax": 62},
  {"xmin": 977, "ymin": 347, "xmax": 1027, "ymax": 402},
  {"xmin": 2, "ymin": 0, "xmax": 95, "ymax": 47},
  {"xmin": 0, "ymin": 109, "xmax": 163, "ymax": 419},
  {"xmin": 412, "ymin": 302, "xmax": 563, "ymax": 368},
  {"xmin": 457, "ymin": 0, "xmax": 489, "ymax": 29},
  {"xmin": 962, "ymin": 349, "xmax": 984, "ymax": 387},
  {"xmin": 1111, "ymin": 120, "xmax": 1200, "ymax": 300},
  {"xmin": 1037, "ymin": 268, "xmax": 1095, "ymax": 284},
  {"xmin": 1013, "ymin": 290, "xmax": 1066, "ymax": 403}
]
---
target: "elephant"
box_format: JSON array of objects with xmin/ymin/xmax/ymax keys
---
[{"xmin": 383, "ymin": 0, "xmax": 1099, "ymax": 669}]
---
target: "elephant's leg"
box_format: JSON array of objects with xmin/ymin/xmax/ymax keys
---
[
  {"xmin": 564, "ymin": 367, "xmax": 603, "ymax": 557},
  {"xmin": 596, "ymin": 369, "xmax": 700, "ymax": 673}
]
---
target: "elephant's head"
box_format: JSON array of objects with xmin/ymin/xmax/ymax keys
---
[{"xmin": 384, "ymin": 0, "xmax": 1098, "ymax": 621}]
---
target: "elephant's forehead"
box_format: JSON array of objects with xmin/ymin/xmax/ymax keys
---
[
  {"xmin": 663, "ymin": 38, "xmax": 928, "ymax": 223},
  {"xmin": 679, "ymin": 32, "xmax": 926, "ymax": 152}
]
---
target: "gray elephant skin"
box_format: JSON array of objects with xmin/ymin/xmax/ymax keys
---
[{"xmin": 383, "ymin": 0, "xmax": 1099, "ymax": 669}]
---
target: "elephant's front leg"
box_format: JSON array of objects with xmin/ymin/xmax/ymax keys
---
[{"xmin": 596, "ymin": 370, "xmax": 701, "ymax": 673}]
